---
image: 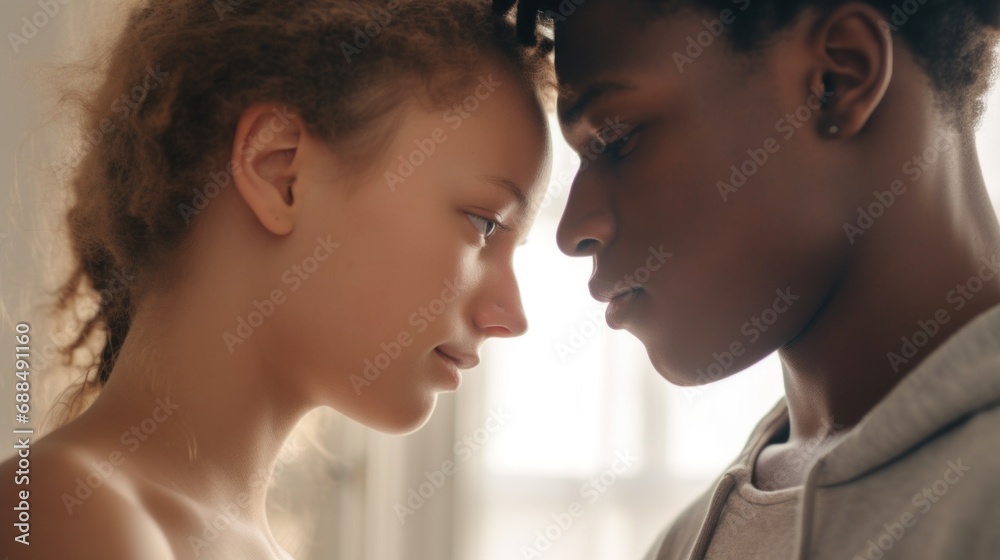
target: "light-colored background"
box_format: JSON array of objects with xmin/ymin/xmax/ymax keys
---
[{"xmin": 2, "ymin": 2, "xmax": 999, "ymax": 559}]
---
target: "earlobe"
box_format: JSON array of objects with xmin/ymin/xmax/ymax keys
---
[
  {"xmin": 231, "ymin": 104, "xmax": 303, "ymax": 236},
  {"xmin": 810, "ymin": 3, "xmax": 893, "ymax": 139}
]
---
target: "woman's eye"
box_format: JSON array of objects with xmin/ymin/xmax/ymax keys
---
[{"xmin": 467, "ymin": 214, "xmax": 499, "ymax": 240}]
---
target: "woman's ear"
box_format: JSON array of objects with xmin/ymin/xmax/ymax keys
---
[
  {"xmin": 807, "ymin": 2, "xmax": 893, "ymax": 138},
  {"xmin": 231, "ymin": 104, "xmax": 303, "ymax": 236}
]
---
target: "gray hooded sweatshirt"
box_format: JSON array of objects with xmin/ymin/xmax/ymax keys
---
[{"xmin": 642, "ymin": 302, "xmax": 1000, "ymax": 560}]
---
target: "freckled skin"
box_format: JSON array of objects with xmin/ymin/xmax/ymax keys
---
[
  {"xmin": 0, "ymin": 57, "xmax": 551, "ymax": 559},
  {"xmin": 551, "ymin": 0, "xmax": 1000, "ymax": 488}
]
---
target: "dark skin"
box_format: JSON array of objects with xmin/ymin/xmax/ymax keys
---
[{"xmin": 551, "ymin": 1, "xmax": 1000, "ymax": 490}]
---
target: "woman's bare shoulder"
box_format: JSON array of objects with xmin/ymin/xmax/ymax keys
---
[{"xmin": 2, "ymin": 435, "xmax": 177, "ymax": 560}]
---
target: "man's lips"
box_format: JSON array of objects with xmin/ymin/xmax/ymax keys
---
[
  {"xmin": 605, "ymin": 288, "xmax": 642, "ymax": 330},
  {"xmin": 591, "ymin": 283, "xmax": 642, "ymax": 303}
]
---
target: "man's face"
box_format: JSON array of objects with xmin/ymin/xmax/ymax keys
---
[{"xmin": 552, "ymin": 0, "xmax": 852, "ymax": 386}]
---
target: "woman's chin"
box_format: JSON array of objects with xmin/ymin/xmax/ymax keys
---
[{"xmin": 360, "ymin": 393, "xmax": 439, "ymax": 435}]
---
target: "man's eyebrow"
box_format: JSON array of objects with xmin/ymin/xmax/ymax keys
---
[
  {"xmin": 478, "ymin": 175, "xmax": 530, "ymax": 214},
  {"xmin": 559, "ymin": 81, "xmax": 639, "ymax": 128}
]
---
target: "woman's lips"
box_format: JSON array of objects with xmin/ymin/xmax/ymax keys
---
[
  {"xmin": 434, "ymin": 347, "xmax": 480, "ymax": 369},
  {"xmin": 433, "ymin": 347, "xmax": 462, "ymax": 389}
]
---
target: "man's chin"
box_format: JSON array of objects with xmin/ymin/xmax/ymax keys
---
[{"xmin": 642, "ymin": 339, "xmax": 743, "ymax": 388}]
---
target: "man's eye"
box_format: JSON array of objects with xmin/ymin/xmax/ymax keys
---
[
  {"xmin": 467, "ymin": 214, "xmax": 500, "ymax": 240},
  {"xmin": 608, "ymin": 132, "xmax": 639, "ymax": 159}
]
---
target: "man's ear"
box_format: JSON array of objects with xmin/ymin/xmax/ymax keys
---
[
  {"xmin": 231, "ymin": 104, "xmax": 303, "ymax": 236},
  {"xmin": 807, "ymin": 2, "xmax": 893, "ymax": 138}
]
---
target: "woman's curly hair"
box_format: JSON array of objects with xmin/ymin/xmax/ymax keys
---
[{"xmin": 50, "ymin": 0, "xmax": 554, "ymax": 426}]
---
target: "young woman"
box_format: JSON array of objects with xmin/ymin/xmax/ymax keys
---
[
  {"xmin": 2, "ymin": 1, "xmax": 552, "ymax": 558},
  {"xmin": 501, "ymin": 0, "xmax": 1000, "ymax": 559}
]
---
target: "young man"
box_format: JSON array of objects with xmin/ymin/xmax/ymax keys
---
[{"xmin": 496, "ymin": 0, "xmax": 1000, "ymax": 558}]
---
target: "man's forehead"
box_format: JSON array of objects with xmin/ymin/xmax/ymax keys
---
[
  {"xmin": 551, "ymin": 3, "xmax": 672, "ymax": 123},
  {"xmin": 550, "ymin": 0, "xmax": 668, "ymax": 84}
]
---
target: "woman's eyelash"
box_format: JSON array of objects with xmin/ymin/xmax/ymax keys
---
[{"xmin": 467, "ymin": 213, "xmax": 511, "ymax": 241}]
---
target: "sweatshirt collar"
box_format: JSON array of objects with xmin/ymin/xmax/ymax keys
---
[{"xmin": 816, "ymin": 302, "xmax": 1000, "ymax": 486}]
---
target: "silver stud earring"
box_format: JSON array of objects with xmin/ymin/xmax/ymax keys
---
[{"xmin": 828, "ymin": 125, "xmax": 840, "ymax": 136}]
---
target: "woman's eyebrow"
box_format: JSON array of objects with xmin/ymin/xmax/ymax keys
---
[{"xmin": 477, "ymin": 175, "xmax": 531, "ymax": 213}]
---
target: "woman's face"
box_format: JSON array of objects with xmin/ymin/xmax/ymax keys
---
[{"xmin": 277, "ymin": 61, "xmax": 550, "ymax": 433}]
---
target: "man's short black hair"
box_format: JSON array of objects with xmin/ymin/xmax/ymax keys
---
[{"xmin": 496, "ymin": 0, "xmax": 1000, "ymax": 127}]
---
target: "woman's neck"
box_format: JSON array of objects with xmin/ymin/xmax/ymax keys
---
[{"xmin": 73, "ymin": 287, "xmax": 312, "ymax": 527}]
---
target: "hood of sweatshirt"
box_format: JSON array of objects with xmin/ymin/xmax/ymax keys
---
[
  {"xmin": 815, "ymin": 304, "xmax": 1000, "ymax": 486},
  {"xmin": 678, "ymin": 301, "xmax": 1000, "ymax": 560}
]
